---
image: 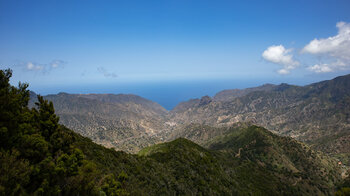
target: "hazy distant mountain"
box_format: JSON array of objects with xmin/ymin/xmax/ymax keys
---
[
  {"xmin": 29, "ymin": 92, "xmax": 169, "ymax": 152},
  {"xmin": 213, "ymin": 83, "xmax": 276, "ymax": 102}
]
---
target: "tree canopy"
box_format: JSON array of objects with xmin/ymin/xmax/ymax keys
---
[{"xmin": 0, "ymin": 69, "xmax": 128, "ymax": 195}]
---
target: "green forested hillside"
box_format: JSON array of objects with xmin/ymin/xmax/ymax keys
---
[
  {"xmin": 0, "ymin": 69, "xmax": 129, "ymax": 195},
  {"xmin": 141, "ymin": 126, "xmax": 343, "ymax": 195}
]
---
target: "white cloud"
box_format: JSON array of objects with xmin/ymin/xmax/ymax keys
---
[
  {"xmin": 97, "ymin": 67, "xmax": 118, "ymax": 78},
  {"xmin": 50, "ymin": 60, "xmax": 66, "ymax": 68},
  {"xmin": 308, "ymin": 64, "xmax": 332, "ymax": 73},
  {"xmin": 302, "ymin": 21, "xmax": 350, "ymax": 73},
  {"xmin": 277, "ymin": 69, "xmax": 290, "ymax": 75},
  {"xmin": 26, "ymin": 62, "xmax": 43, "ymax": 71},
  {"xmin": 24, "ymin": 60, "xmax": 66, "ymax": 73},
  {"xmin": 262, "ymin": 45, "xmax": 299, "ymax": 74}
]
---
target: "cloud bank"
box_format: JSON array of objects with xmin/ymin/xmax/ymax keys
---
[{"xmin": 262, "ymin": 45, "xmax": 299, "ymax": 74}]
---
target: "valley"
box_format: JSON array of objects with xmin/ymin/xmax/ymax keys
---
[
  {"xmin": 2, "ymin": 69, "xmax": 350, "ymax": 195},
  {"xmin": 29, "ymin": 74, "xmax": 350, "ymax": 167},
  {"xmin": 2, "ymin": 1, "xmax": 350, "ymax": 194}
]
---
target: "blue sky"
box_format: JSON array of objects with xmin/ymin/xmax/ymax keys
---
[{"xmin": 1, "ymin": 0, "xmax": 350, "ymax": 106}]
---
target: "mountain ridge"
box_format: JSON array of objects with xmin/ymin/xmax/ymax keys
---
[
  {"xmin": 28, "ymin": 74, "xmax": 350, "ymax": 163},
  {"xmin": 168, "ymin": 74, "xmax": 350, "ymax": 162},
  {"xmin": 29, "ymin": 91, "xmax": 170, "ymax": 152}
]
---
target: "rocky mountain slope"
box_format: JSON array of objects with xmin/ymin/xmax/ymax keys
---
[
  {"xmin": 29, "ymin": 74, "xmax": 350, "ymax": 161},
  {"xmin": 213, "ymin": 83, "xmax": 277, "ymax": 102},
  {"xmin": 169, "ymin": 74, "xmax": 350, "ymax": 163},
  {"xmin": 29, "ymin": 92, "xmax": 169, "ymax": 152}
]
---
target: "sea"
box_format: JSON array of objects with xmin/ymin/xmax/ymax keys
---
[{"xmin": 30, "ymin": 78, "xmax": 315, "ymax": 110}]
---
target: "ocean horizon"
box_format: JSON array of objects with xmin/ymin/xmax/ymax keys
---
[{"xmin": 29, "ymin": 77, "xmax": 321, "ymax": 110}]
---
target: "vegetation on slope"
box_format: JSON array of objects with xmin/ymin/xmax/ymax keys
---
[
  {"xmin": 209, "ymin": 126, "xmax": 342, "ymax": 193},
  {"xmin": 0, "ymin": 69, "xmax": 128, "ymax": 195}
]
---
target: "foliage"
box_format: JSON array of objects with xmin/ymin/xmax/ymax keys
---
[
  {"xmin": 335, "ymin": 187, "xmax": 350, "ymax": 196},
  {"xmin": 0, "ymin": 69, "xmax": 127, "ymax": 195}
]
